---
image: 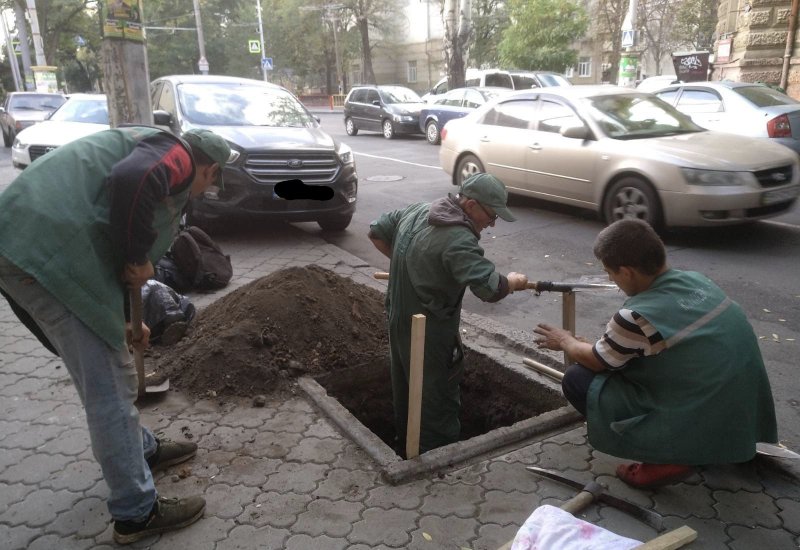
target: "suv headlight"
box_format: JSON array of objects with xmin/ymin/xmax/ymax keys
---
[
  {"xmin": 337, "ymin": 142, "xmax": 354, "ymax": 165},
  {"xmin": 680, "ymin": 168, "xmax": 757, "ymax": 187}
]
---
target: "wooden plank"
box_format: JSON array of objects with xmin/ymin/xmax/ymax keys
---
[
  {"xmin": 406, "ymin": 313, "xmax": 426, "ymax": 459},
  {"xmin": 562, "ymin": 291, "xmax": 576, "ymax": 366},
  {"xmin": 633, "ymin": 526, "xmax": 697, "ymax": 550}
]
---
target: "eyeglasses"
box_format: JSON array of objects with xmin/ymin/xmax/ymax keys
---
[{"xmin": 476, "ymin": 201, "xmax": 498, "ymax": 222}]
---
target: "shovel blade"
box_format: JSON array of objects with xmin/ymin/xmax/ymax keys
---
[
  {"xmin": 756, "ymin": 442, "xmax": 800, "ymax": 459},
  {"xmin": 145, "ymin": 379, "xmax": 170, "ymax": 393}
]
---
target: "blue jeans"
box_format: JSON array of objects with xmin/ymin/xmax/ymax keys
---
[{"xmin": 0, "ymin": 256, "xmax": 157, "ymax": 522}]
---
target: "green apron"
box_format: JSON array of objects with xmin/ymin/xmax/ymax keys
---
[
  {"xmin": 0, "ymin": 127, "xmax": 190, "ymax": 350},
  {"xmin": 587, "ymin": 270, "xmax": 778, "ymax": 464}
]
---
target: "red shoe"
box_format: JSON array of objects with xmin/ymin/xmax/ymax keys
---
[{"xmin": 616, "ymin": 462, "xmax": 693, "ymax": 489}]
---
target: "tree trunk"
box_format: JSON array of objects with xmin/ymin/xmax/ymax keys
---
[
  {"xmin": 100, "ymin": 1, "xmax": 152, "ymax": 127},
  {"xmin": 442, "ymin": 0, "xmax": 472, "ymax": 89},
  {"xmin": 358, "ymin": 17, "xmax": 375, "ymax": 84},
  {"xmin": 13, "ymin": 0, "xmax": 34, "ymax": 90}
]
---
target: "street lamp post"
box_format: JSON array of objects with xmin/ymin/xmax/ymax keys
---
[
  {"xmin": 256, "ymin": 0, "xmax": 267, "ymax": 81},
  {"xmin": 192, "ymin": 0, "xmax": 209, "ymax": 74}
]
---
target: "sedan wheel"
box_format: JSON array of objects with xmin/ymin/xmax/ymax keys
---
[
  {"xmin": 345, "ymin": 117, "xmax": 358, "ymax": 136},
  {"xmin": 426, "ymin": 121, "xmax": 440, "ymax": 145},
  {"xmin": 382, "ymin": 119, "xmax": 395, "ymax": 139},
  {"xmin": 455, "ymin": 154, "xmax": 485, "ymax": 186},
  {"xmin": 603, "ymin": 177, "xmax": 663, "ymax": 230}
]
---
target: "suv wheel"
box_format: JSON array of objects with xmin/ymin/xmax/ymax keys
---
[
  {"xmin": 425, "ymin": 121, "xmax": 440, "ymax": 145},
  {"xmin": 345, "ymin": 117, "xmax": 358, "ymax": 136},
  {"xmin": 382, "ymin": 119, "xmax": 395, "ymax": 139},
  {"xmin": 317, "ymin": 214, "xmax": 353, "ymax": 232}
]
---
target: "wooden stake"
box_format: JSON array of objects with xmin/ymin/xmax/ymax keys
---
[
  {"xmin": 406, "ymin": 313, "xmax": 426, "ymax": 459},
  {"xmin": 562, "ymin": 291, "xmax": 576, "ymax": 366}
]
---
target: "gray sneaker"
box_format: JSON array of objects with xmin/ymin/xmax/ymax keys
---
[
  {"xmin": 113, "ymin": 495, "xmax": 205, "ymax": 544},
  {"xmin": 146, "ymin": 438, "xmax": 197, "ymax": 472}
]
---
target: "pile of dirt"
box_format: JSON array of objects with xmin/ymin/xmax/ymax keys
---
[{"xmin": 148, "ymin": 265, "xmax": 389, "ymax": 398}]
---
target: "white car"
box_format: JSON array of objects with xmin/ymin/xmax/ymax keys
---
[
  {"xmin": 439, "ymin": 86, "xmax": 800, "ymax": 228},
  {"xmin": 636, "ymin": 75, "xmax": 680, "ymax": 93},
  {"xmin": 654, "ymin": 81, "xmax": 800, "ymax": 156},
  {"xmin": 12, "ymin": 93, "xmax": 109, "ymax": 169}
]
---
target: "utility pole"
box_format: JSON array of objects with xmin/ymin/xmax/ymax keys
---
[
  {"xmin": 192, "ymin": 0, "xmax": 209, "ymax": 74},
  {"xmin": 256, "ymin": 0, "xmax": 267, "ymax": 81},
  {"xmin": 101, "ymin": 0, "xmax": 153, "ymax": 126},
  {"xmin": 13, "ymin": 2, "xmax": 34, "ymax": 90},
  {"xmin": 617, "ymin": 0, "xmax": 639, "ymax": 87},
  {"xmin": 1, "ymin": 11, "xmax": 23, "ymax": 91},
  {"xmin": 25, "ymin": 0, "xmax": 46, "ymax": 66}
]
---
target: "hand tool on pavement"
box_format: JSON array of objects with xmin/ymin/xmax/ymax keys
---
[
  {"xmin": 522, "ymin": 357, "xmax": 565, "ymax": 382},
  {"xmin": 526, "ymin": 466, "xmax": 665, "ymax": 531},
  {"xmin": 525, "ymin": 280, "xmax": 618, "ymax": 293},
  {"xmin": 129, "ymin": 288, "xmax": 170, "ymax": 397},
  {"xmin": 756, "ymin": 442, "xmax": 800, "ymax": 459}
]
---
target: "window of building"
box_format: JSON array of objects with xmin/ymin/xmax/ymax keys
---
[
  {"xmin": 564, "ymin": 67, "xmax": 575, "ymax": 78},
  {"xmin": 407, "ymin": 61, "xmax": 418, "ymax": 83},
  {"xmin": 578, "ymin": 57, "xmax": 591, "ymax": 78}
]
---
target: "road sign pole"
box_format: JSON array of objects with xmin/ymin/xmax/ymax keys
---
[
  {"xmin": 618, "ymin": 0, "xmax": 638, "ymax": 87},
  {"xmin": 256, "ymin": 0, "xmax": 267, "ymax": 82}
]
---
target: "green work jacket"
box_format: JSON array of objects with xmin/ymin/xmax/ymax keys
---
[
  {"xmin": 0, "ymin": 127, "xmax": 190, "ymax": 350},
  {"xmin": 587, "ymin": 270, "xmax": 778, "ymax": 465}
]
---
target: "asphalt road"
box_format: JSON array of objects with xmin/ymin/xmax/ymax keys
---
[{"xmin": 1, "ymin": 118, "xmax": 798, "ymax": 449}]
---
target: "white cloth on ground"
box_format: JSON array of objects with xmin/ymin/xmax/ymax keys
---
[{"xmin": 511, "ymin": 504, "xmax": 641, "ymax": 550}]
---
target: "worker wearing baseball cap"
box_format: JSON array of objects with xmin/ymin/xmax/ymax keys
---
[
  {"xmin": 369, "ymin": 172, "xmax": 528, "ymax": 454},
  {"xmin": 0, "ymin": 125, "xmax": 230, "ymax": 543}
]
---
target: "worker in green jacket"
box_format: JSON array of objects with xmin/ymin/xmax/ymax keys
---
[
  {"xmin": 534, "ymin": 219, "xmax": 778, "ymax": 489},
  {"xmin": 0, "ymin": 126, "xmax": 230, "ymax": 544},
  {"xmin": 369, "ymin": 173, "xmax": 528, "ymax": 454}
]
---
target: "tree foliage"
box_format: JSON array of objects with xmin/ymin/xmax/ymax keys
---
[
  {"xmin": 593, "ymin": 0, "xmax": 627, "ymax": 83},
  {"xmin": 341, "ymin": 0, "xmax": 404, "ymax": 85},
  {"xmin": 638, "ymin": 0, "xmax": 685, "ymax": 75},
  {"xmin": 498, "ymin": 0, "xmax": 587, "ymax": 72},
  {"xmin": 470, "ymin": 0, "xmax": 508, "ymax": 68},
  {"xmin": 673, "ymin": 0, "xmax": 717, "ymax": 52}
]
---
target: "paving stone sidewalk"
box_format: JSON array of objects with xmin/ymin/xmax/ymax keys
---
[{"xmin": 2, "ymin": 223, "xmax": 799, "ymax": 549}]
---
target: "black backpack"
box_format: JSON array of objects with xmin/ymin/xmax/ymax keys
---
[{"xmin": 167, "ymin": 226, "xmax": 233, "ymax": 291}]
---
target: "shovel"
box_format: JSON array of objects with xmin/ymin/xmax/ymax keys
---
[{"xmin": 130, "ymin": 288, "xmax": 170, "ymax": 397}]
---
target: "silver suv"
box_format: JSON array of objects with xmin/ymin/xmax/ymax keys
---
[{"xmin": 150, "ymin": 75, "xmax": 358, "ymax": 231}]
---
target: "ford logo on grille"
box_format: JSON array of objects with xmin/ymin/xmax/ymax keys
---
[
  {"xmin": 772, "ymin": 172, "xmax": 787, "ymax": 182},
  {"xmin": 287, "ymin": 159, "xmax": 303, "ymax": 168}
]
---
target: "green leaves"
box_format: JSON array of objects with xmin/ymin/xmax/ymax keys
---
[{"xmin": 498, "ymin": 0, "xmax": 588, "ymax": 72}]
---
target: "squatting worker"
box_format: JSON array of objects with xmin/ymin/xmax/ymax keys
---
[
  {"xmin": 0, "ymin": 126, "xmax": 231, "ymax": 544},
  {"xmin": 369, "ymin": 173, "xmax": 529, "ymax": 453},
  {"xmin": 534, "ymin": 219, "xmax": 778, "ymax": 489}
]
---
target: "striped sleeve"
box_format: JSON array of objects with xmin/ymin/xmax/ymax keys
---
[{"xmin": 592, "ymin": 308, "xmax": 666, "ymax": 370}]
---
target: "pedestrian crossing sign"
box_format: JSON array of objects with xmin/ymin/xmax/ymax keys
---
[
  {"xmin": 622, "ymin": 29, "xmax": 635, "ymax": 48},
  {"xmin": 248, "ymin": 40, "xmax": 261, "ymax": 54}
]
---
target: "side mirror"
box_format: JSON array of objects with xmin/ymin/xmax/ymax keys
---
[
  {"xmin": 153, "ymin": 110, "xmax": 172, "ymax": 126},
  {"xmin": 560, "ymin": 125, "xmax": 591, "ymax": 140},
  {"xmin": 372, "ymin": 99, "xmax": 380, "ymax": 106}
]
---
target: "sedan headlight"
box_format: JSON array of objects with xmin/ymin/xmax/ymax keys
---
[
  {"xmin": 337, "ymin": 142, "xmax": 354, "ymax": 165},
  {"xmin": 392, "ymin": 114, "xmax": 414, "ymax": 122},
  {"xmin": 12, "ymin": 137, "xmax": 26, "ymax": 150},
  {"xmin": 680, "ymin": 168, "xmax": 757, "ymax": 187}
]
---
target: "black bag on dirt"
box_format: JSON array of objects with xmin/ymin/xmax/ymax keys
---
[
  {"xmin": 141, "ymin": 280, "xmax": 196, "ymax": 345},
  {"xmin": 169, "ymin": 226, "xmax": 233, "ymax": 291}
]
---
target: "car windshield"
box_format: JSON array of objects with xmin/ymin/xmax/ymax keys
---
[
  {"xmin": 9, "ymin": 94, "xmax": 65, "ymax": 111},
  {"xmin": 379, "ymin": 86, "xmax": 422, "ymax": 104},
  {"xmin": 177, "ymin": 83, "xmax": 315, "ymax": 127},
  {"xmin": 49, "ymin": 98, "xmax": 109, "ymax": 124},
  {"xmin": 734, "ymin": 85, "xmax": 799, "ymax": 107},
  {"xmin": 537, "ymin": 74, "xmax": 571, "ymax": 87},
  {"xmin": 582, "ymin": 93, "xmax": 703, "ymax": 139}
]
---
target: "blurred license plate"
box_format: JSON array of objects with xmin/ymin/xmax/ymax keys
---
[{"xmin": 762, "ymin": 186, "xmax": 799, "ymax": 205}]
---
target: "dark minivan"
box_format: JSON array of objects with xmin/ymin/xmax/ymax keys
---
[
  {"xmin": 150, "ymin": 75, "xmax": 357, "ymax": 231},
  {"xmin": 343, "ymin": 85, "xmax": 426, "ymax": 139}
]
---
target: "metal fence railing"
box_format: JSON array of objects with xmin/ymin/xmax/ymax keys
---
[{"xmin": 298, "ymin": 94, "xmax": 347, "ymax": 110}]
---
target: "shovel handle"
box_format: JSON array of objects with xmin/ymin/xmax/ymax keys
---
[
  {"xmin": 129, "ymin": 288, "xmax": 146, "ymax": 398},
  {"xmin": 560, "ymin": 481, "xmax": 603, "ymax": 514},
  {"xmin": 374, "ymin": 271, "xmax": 389, "ymax": 280}
]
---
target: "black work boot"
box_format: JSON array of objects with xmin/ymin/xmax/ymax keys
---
[
  {"xmin": 112, "ymin": 495, "xmax": 205, "ymax": 544},
  {"xmin": 146, "ymin": 437, "xmax": 197, "ymax": 472}
]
